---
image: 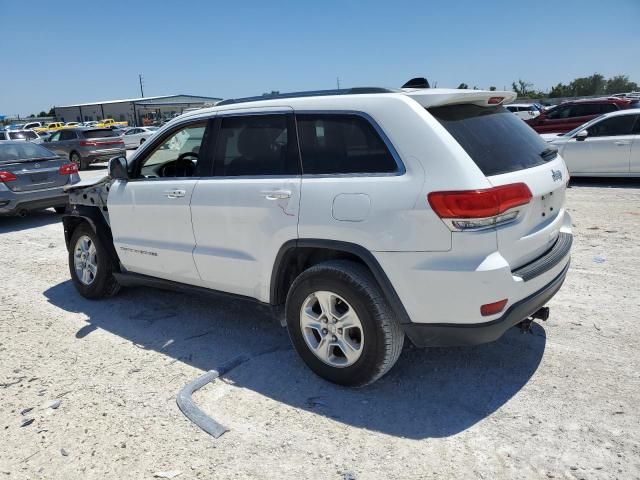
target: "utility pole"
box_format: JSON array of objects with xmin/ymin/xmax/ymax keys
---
[
  {"xmin": 139, "ymin": 74, "xmax": 144, "ymax": 98},
  {"xmin": 336, "ymin": 77, "xmax": 341, "ymax": 90}
]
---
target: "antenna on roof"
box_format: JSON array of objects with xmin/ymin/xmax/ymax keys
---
[{"xmin": 402, "ymin": 77, "xmax": 430, "ymax": 89}]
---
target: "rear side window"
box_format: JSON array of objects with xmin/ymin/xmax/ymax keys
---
[
  {"xmin": 82, "ymin": 129, "xmax": 118, "ymax": 139},
  {"xmin": 296, "ymin": 114, "xmax": 397, "ymax": 174},
  {"xmin": 213, "ymin": 114, "xmax": 299, "ymax": 176},
  {"xmin": 600, "ymin": 104, "xmax": 618, "ymax": 113},
  {"xmin": 429, "ymin": 104, "xmax": 552, "ymax": 176},
  {"xmin": 569, "ymin": 104, "xmax": 602, "ymax": 117}
]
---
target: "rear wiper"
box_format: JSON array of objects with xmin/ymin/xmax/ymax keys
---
[{"xmin": 540, "ymin": 147, "xmax": 558, "ymax": 161}]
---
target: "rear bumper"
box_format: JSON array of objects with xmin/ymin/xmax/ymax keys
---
[
  {"xmin": 403, "ymin": 260, "xmax": 570, "ymax": 347},
  {"xmin": 83, "ymin": 148, "xmax": 126, "ymax": 164},
  {"xmin": 0, "ymin": 190, "xmax": 68, "ymax": 215}
]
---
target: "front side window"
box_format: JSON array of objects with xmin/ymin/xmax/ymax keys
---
[
  {"xmin": 139, "ymin": 123, "xmax": 206, "ymax": 178},
  {"xmin": 213, "ymin": 114, "xmax": 298, "ymax": 176},
  {"xmin": 296, "ymin": 114, "xmax": 397, "ymax": 174},
  {"xmin": 587, "ymin": 115, "xmax": 638, "ymax": 137}
]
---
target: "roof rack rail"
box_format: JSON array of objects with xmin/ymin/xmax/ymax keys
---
[{"xmin": 217, "ymin": 87, "xmax": 397, "ymax": 106}]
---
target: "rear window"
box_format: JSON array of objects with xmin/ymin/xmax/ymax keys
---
[
  {"xmin": 8, "ymin": 131, "xmax": 38, "ymax": 140},
  {"xmin": 0, "ymin": 142, "xmax": 57, "ymax": 162},
  {"xmin": 82, "ymin": 129, "xmax": 118, "ymax": 139},
  {"xmin": 429, "ymin": 104, "xmax": 552, "ymax": 176}
]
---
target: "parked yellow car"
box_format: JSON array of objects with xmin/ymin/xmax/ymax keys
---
[
  {"xmin": 34, "ymin": 122, "xmax": 65, "ymax": 133},
  {"xmin": 96, "ymin": 118, "xmax": 128, "ymax": 128}
]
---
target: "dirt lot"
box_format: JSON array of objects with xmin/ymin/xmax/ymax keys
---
[{"xmin": 1, "ymin": 169, "xmax": 639, "ymax": 480}]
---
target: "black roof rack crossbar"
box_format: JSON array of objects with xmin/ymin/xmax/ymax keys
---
[{"xmin": 217, "ymin": 87, "xmax": 397, "ymax": 106}]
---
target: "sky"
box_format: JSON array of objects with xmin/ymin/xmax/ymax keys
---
[{"xmin": 1, "ymin": 0, "xmax": 639, "ymax": 116}]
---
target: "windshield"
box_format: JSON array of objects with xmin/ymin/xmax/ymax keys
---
[
  {"xmin": 429, "ymin": 104, "xmax": 554, "ymax": 176},
  {"xmin": 0, "ymin": 142, "xmax": 57, "ymax": 162}
]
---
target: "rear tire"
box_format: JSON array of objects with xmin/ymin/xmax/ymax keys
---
[
  {"xmin": 54, "ymin": 205, "xmax": 68, "ymax": 214},
  {"xmin": 70, "ymin": 152, "xmax": 86, "ymax": 171},
  {"xmin": 68, "ymin": 223, "xmax": 120, "ymax": 299},
  {"xmin": 285, "ymin": 260, "xmax": 404, "ymax": 387},
  {"xmin": 140, "ymin": 138, "xmax": 146, "ymax": 145}
]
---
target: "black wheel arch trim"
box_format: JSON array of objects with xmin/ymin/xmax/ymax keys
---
[
  {"xmin": 270, "ymin": 239, "xmax": 413, "ymax": 325},
  {"xmin": 62, "ymin": 206, "xmax": 121, "ymax": 272}
]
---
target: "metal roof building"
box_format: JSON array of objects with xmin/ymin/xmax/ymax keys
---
[{"xmin": 54, "ymin": 94, "xmax": 222, "ymax": 126}]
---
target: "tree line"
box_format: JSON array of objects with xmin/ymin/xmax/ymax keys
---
[{"xmin": 456, "ymin": 73, "xmax": 637, "ymax": 99}]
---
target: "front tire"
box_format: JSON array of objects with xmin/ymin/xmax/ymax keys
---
[
  {"xmin": 68, "ymin": 223, "xmax": 120, "ymax": 299},
  {"xmin": 285, "ymin": 260, "xmax": 404, "ymax": 387},
  {"xmin": 54, "ymin": 205, "xmax": 68, "ymax": 214}
]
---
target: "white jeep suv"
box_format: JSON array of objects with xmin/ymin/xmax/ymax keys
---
[{"xmin": 63, "ymin": 84, "xmax": 572, "ymax": 386}]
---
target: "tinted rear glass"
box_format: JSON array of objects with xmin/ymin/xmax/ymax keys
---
[
  {"xmin": 0, "ymin": 142, "xmax": 57, "ymax": 162},
  {"xmin": 429, "ymin": 105, "xmax": 552, "ymax": 176},
  {"xmin": 82, "ymin": 129, "xmax": 118, "ymax": 139}
]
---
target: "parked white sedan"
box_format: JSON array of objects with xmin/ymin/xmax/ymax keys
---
[
  {"xmin": 541, "ymin": 109, "xmax": 640, "ymax": 176},
  {"xmin": 505, "ymin": 103, "xmax": 542, "ymax": 120},
  {"xmin": 122, "ymin": 126, "xmax": 159, "ymax": 149}
]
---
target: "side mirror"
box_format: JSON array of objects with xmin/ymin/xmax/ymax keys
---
[
  {"xmin": 108, "ymin": 156, "xmax": 129, "ymax": 180},
  {"xmin": 575, "ymin": 130, "xmax": 588, "ymax": 141}
]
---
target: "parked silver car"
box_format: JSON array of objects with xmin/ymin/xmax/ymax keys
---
[
  {"xmin": 0, "ymin": 141, "xmax": 80, "ymax": 216},
  {"xmin": 44, "ymin": 128, "xmax": 125, "ymax": 170},
  {"xmin": 0, "ymin": 129, "xmax": 43, "ymax": 143}
]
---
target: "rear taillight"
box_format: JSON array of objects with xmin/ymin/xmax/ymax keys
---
[
  {"xmin": 59, "ymin": 163, "xmax": 79, "ymax": 175},
  {"xmin": 428, "ymin": 183, "xmax": 532, "ymax": 231},
  {"xmin": 80, "ymin": 139, "xmax": 124, "ymax": 147},
  {"xmin": 0, "ymin": 171, "xmax": 17, "ymax": 182}
]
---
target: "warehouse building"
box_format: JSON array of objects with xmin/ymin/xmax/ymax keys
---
[{"xmin": 54, "ymin": 94, "xmax": 222, "ymax": 126}]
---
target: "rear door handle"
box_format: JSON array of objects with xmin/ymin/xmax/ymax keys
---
[
  {"xmin": 614, "ymin": 141, "xmax": 631, "ymax": 146},
  {"xmin": 261, "ymin": 189, "xmax": 292, "ymax": 200},
  {"xmin": 164, "ymin": 189, "xmax": 186, "ymax": 198}
]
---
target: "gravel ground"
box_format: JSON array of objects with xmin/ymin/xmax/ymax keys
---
[{"xmin": 1, "ymin": 169, "xmax": 639, "ymax": 479}]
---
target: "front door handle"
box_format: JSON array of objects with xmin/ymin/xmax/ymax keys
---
[
  {"xmin": 614, "ymin": 141, "xmax": 631, "ymax": 146},
  {"xmin": 261, "ymin": 190, "xmax": 292, "ymax": 200},
  {"xmin": 164, "ymin": 189, "xmax": 186, "ymax": 198}
]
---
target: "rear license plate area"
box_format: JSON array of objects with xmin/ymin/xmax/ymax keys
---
[{"xmin": 30, "ymin": 173, "xmax": 49, "ymax": 183}]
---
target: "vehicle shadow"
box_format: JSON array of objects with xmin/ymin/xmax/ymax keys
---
[
  {"xmin": 44, "ymin": 280, "xmax": 547, "ymax": 439},
  {"xmin": 0, "ymin": 209, "xmax": 62, "ymax": 233},
  {"xmin": 569, "ymin": 177, "xmax": 640, "ymax": 189}
]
